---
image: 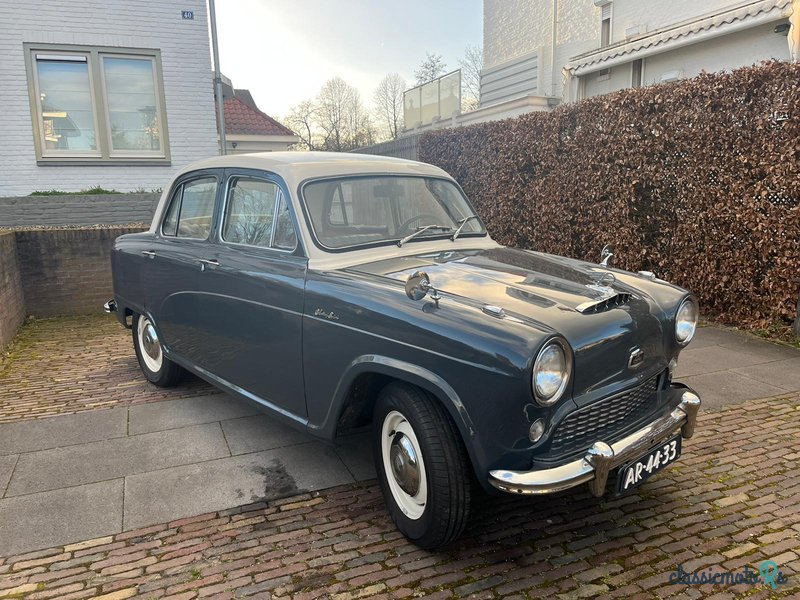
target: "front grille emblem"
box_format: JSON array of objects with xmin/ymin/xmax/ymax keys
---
[{"xmin": 628, "ymin": 347, "xmax": 645, "ymax": 369}]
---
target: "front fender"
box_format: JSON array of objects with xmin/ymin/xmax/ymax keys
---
[{"xmin": 306, "ymin": 354, "xmax": 485, "ymax": 475}]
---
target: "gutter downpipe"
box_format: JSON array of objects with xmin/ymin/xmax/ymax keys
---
[
  {"xmin": 209, "ymin": 0, "xmax": 227, "ymax": 155},
  {"xmin": 551, "ymin": 0, "xmax": 559, "ymax": 97}
]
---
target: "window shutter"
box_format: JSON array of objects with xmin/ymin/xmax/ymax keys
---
[{"xmin": 601, "ymin": 4, "xmax": 611, "ymax": 20}]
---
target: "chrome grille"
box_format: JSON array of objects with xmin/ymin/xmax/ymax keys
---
[{"xmin": 550, "ymin": 375, "xmax": 660, "ymax": 456}]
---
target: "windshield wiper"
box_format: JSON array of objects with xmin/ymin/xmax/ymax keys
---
[
  {"xmin": 451, "ymin": 215, "xmax": 480, "ymax": 241},
  {"xmin": 397, "ymin": 224, "xmax": 451, "ymax": 247}
]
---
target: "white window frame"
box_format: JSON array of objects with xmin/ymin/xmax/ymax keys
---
[{"xmin": 24, "ymin": 43, "xmax": 171, "ymax": 165}]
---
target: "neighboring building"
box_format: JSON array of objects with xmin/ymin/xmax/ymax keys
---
[
  {"xmin": 0, "ymin": 0, "xmax": 219, "ymax": 196},
  {"xmin": 480, "ymin": 0, "xmax": 797, "ymax": 111},
  {"xmin": 564, "ymin": 0, "xmax": 796, "ymax": 101},
  {"xmin": 221, "ymin": 85, "xmax": 299, "ymax": 154}
]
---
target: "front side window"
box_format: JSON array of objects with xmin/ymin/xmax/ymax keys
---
[
  {"xmin": 161, "ymin": 177, "xmax": 217, "ymax": 239},
  {"xmin": 27, "ymin": 45, "xmax": 168, "ymax": 162},
  {"xmin": 222, "ymin": 177, "xmax": 297, "ymax": 250},
  {"xmin": 302, "ymin": 176, "xmax": 485, "ymax": 250}
]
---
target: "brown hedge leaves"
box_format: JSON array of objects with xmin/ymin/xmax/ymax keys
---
[{"xmin": 419, "ymin": 61, "xmax": 800, "ymax": 330}]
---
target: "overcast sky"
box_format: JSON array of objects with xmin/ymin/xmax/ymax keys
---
[{"xmin": 215, "ymin": 0, "xmax": 483, "ymax": 119}]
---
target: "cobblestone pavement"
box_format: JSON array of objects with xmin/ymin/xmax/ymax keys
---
[
  {"xmin": 1, "ymin": 394, "xmax": 798, "ymax": 599},
  {"xmin": 0, "ymin": 316, "xmax": 213, "ymax": 424}
]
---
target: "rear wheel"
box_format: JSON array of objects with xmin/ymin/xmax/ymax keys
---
[
  {"xmin": 373, "ymin": 383, "xmax": 471, "ymax": 549},
  {"xmin": 132, "ymin": 313, "xmax": 184, "ymax": 387}
]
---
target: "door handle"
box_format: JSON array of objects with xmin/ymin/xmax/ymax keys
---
[
  {"xmin": 199, "ymin": 258, "xmax": 219, "ymax": 271},
  {"xmin": 141, "ymin": 250, "xmax": 156, "ymax": 258}
]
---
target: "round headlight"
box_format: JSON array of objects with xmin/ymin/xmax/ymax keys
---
[
  {"xmin": 533, "ymin": 340, "xmax": 571, "ymax": 405},
  {"xmin": 675, "ymin": 298, "xmax": 698, "ymax": 345}
]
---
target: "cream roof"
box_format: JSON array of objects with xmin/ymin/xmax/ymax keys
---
[{"xmin": 149, "ymin": 152, "xmax": 499, "ymax": 269}]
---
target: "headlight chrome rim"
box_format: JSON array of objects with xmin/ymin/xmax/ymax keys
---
[
  {"xmin": 532, "ymin": 337, "xmax": 573, "ymax": 406},
  {"xmin": 675, "ymin": 297, "xmax": 698, "ymax": 346}
]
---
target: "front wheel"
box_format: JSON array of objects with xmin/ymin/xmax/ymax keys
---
[
  {"xmin": 373, "ymin": 383, "xmax": 471, "ymax": 549},
  {"xmin": 132, "ymin": 313, "xmax": 184, "ymax": 387}
]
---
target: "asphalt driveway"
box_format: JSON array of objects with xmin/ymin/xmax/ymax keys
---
[{"xmin": 0, "ymin": 316, "xmax": 798, "ymax": 557}]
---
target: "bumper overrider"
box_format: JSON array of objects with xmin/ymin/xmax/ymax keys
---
[{"xmin": 489, "ymin": 387, "xmax": 701, "ymax": 496}]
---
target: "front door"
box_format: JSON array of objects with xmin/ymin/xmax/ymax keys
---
[
  {"xmin": 143, "ymin": 172, "xmax": 220, "ymax": 366},
  {"xmin": 193, "ymin": 170, "xmax": 308, "ymax": 420}
]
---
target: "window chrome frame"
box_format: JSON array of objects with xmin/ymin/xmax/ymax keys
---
[
  {"xmin": 159, "ymin": 173, "xmax": 219, "ymax": 242},
  {"xmin": 218, "ymin": 173, "xmax": 299, "ymax": 254}
]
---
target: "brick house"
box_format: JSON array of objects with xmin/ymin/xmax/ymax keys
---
[
  {"xmin": 222, "ymin": 85, "xmax": 300, "ymax": 154},
  {"xmin": 0, "ymin": 0, "xmax": 219, "ymax": 196}
]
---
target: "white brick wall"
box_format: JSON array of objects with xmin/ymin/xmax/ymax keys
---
[
  {"xmin": 483, "ymin": 0, "xmax": 599, "ymax": 98},
  {"xmin": 607, "ymin": 0, "xmax": 737, "ymax": 45},
  {"xmin": 0, "ymin": 0, "xmax": 219, "ymax": 196}
]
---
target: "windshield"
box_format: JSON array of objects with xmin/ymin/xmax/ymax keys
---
[{"xmin": 302, "ymin": 176, "xmax": 486, "ymax": 250}]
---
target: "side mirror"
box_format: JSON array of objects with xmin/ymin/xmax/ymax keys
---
[{"xmin": 405, "ymin": 271, "xmax": 441, "ymax": 307}]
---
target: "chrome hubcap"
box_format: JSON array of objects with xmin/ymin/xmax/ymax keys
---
[
  {"xmin": 390, "ymin": 433, "xmax": 420, "ymax": 496},
  {"xmin": 141, "ymin": 323, "xmax": 160, "ymax": 361}
]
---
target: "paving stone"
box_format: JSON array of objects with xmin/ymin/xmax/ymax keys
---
[
  {"xmin": 123, "ymin": 443, "xmax": 353, "ymax": 530},
  {"xmin": 0, "ymin": 479, "xmax": 123, "ymax": 556},
  {"xmin": 333, "ymin": 434, "xmax": 376, "ymax": 481},
  {"xmin": 220, "ymin": 414, "xmax": 309, "ymax": 455},
  {"xmin": 0, "ymin": 408, "xmax": 127, "ymax": 455},
  {"xmin": 5, "ymin": 423, "xmax": 230, "ymax": 496},
  {"xmin": 732, "ymin": 357, "xmax": 800, "ymax": 393},
  {"xmin": 676, "ymin": 370, "xmax": 787, "ymax": 410},
  {"xmin": 0, "ymin": 455, "xmax": 17, "ymax": 498},
  {"xmin": 129, "ymin": 394, "xmax": 259, "ymax": 435}
]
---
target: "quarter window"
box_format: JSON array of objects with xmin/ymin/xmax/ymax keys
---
[
  {"xmin": 26, "ymin": 44, "xmax": 168, "ymax": 162},
  {"xmin": 161, "ymin": 177, "xmax": 217, "ymax": 239},
  {"xmin": 222, "ymin": 177, "xmax": 297, "ymax": 250}
]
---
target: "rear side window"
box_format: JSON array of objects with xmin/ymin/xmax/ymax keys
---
[
  {"xmin": 161, "ymin": 177, "xmax": 217, "ymax": 239},
  {"xmin": 222, "ymin": 177, "xmax": 297, "ymax": 250}
]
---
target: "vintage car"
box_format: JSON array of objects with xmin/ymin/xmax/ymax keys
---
[{"xmin": 107, "ymin": 152, "xmax": 701, "ymax": 548}]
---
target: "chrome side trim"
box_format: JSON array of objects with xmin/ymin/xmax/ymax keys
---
[{"xmin": 488, "ymin": 389, "xmax": 701, "ymax": 496}]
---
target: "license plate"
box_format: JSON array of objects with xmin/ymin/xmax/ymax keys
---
[{"xmin": 617, "ymin": 434, "xmax": 681, "ymax": 493}]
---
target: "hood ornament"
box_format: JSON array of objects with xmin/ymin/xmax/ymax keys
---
[
  {"xmin": 405, "ymin": 271, "xmax": 441, "ymax": 307},
  {"xmin": 599, "ymin": 244, "xmax": 613, "ymax": 267}
]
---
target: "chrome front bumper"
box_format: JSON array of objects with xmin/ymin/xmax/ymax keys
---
[
  {"xmin": 488, "ymin": 389, "xmax": 701, "ymax": 496},
  {"xmin": 103, "ymin": 299, "xmax": 117, "ymax": 313}
]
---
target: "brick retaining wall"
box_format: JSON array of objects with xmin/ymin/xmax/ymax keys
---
[
  {"xmin": 0, "ymin": 232, "xmax": 25, "ymax": 349},
  {"xmin": 15, "ymin": 227, "xmax": 145, "ymax": 318},
  {"xmin": 0, "ymin": 193, "xmax": 159, "ymax": 227}
]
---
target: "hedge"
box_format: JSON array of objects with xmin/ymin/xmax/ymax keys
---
[{"xmin": 419, "ymin": 61, "xmax": 800, "ymax": 331}]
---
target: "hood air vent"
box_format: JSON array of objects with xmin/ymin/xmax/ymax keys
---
[{"xmin": 576, "ymin": 292, "xmax": 632, "ymax": 314}]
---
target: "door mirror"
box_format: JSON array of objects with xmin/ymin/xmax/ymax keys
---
[{"xmin": 405, "ymin": 271, "xmax": 440, "ymax": 307}]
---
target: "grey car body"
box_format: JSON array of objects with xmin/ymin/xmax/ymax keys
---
[{"xmin": 109, "ymin": 152, "xmax": 700, "ymax": 532}]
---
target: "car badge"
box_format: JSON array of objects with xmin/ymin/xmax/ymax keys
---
[{"xmin": 628, "ymin": 347, "xmax": 645, "ymax": 369}]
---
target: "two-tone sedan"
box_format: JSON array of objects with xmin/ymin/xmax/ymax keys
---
[{"xmin": 107, "ymin": 152, "xmax": 701, "ymax": 548}]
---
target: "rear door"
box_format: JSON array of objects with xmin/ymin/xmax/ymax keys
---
[
  {"xmin": 143, "ymin": 171, "xmax": 220, "ymax": 366},
  {"xmin": 192, "ymin": 169, "xmax": 308, "ymax": 419}
]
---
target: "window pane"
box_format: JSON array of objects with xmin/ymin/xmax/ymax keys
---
[
  {"xmin": 273, "ymin": 193, "xmax": 297, "ymax": 250},
  {"xmin": 36, "ymin": 58, "xmax": 97, "ymax": 151},
  {"xmin": 103, "ymin": 57, "xmax": 161, "ymax": 152},
  {"xmin": 223, "ymin": 178, "xmax": 278, "ymax": 247},
  {"xmin": 177, "ymin": 178, "xmax": 216, "ymax": 239},
  {"xmin": 161, "ymin": 185, "xmax": 182, "ymax": 236}
]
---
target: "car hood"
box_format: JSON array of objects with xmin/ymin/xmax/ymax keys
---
[{"xmin": 346, "ymin": 247, "xmax": 682, "ymax": 401}]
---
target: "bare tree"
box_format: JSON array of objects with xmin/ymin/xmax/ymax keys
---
[
  {"xmin": 316, "ymin": 77, "xmax": 374, "ymax": 151},
  {"xmin": 414, "ymin": 52, "xmax": 447, "ymax": 85},
  {"xmin": 283, "ymin": 100, "xmax": 317, "ymax": 150},
  {"xmin": 374, "ymin": 73, "xmax": 406, "ymax": 140},
  {"xmin": 458, "ymin": 45, "xmax": 483, "ymax": 111}
]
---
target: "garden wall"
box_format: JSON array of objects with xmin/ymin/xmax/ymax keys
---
[
  {"xmin": 0, "ymin": 192, "xmax": 159, "ymax": 228},
  {"xmin": 15, "ymin": 227, "xmax": 145, "ymax": 318},
  {"xmin": 419, "ymin": 61, "xmax": 800, "ymax": 331},
  {"xmin": 0, "ymin": 232, "xmax": 25, "ymax": 350}
]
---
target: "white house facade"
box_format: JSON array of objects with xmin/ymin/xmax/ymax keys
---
[
  {"xmin": 566, "ymin": 0, "xmax": 797, "ymax": 101},
  {"xmin": 479, "ymin": 0, "xmax": 798, "ymax": 113},
  {"xmin": 0, "ymin": 0, "xmax": 219, "ymax": 196}
]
